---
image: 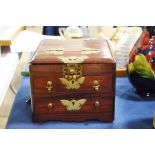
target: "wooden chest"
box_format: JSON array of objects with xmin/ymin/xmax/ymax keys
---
[{"xmin": 29, "ymin": 38, "xmax": 116, "ymax": 122}]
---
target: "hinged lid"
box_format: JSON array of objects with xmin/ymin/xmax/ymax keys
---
[{"xmin": 30, "ymin": 38, "xmax": 115, "ymax": 64}]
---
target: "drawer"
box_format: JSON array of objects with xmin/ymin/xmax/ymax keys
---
[
  {"xmin": 31, "ymin": 74, "xmax": 114, "ymax": 97},
  {"xmin": 33, "ymin": 97, "xmax": 114, "ymax": 114}
]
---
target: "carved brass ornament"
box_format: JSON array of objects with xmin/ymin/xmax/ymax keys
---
[
  {"xmin": 60, "ymin": 99, "xmax": 87, "ymax": 111},
  {"xmin": 57, "ymin": 56, "xmax": 88, "ymax": 63},
  {"xmin": 93, "ymin": 80, "xmax": 100, "ymax": 91},
  {"xmin": 59, "ymin": 63, "xmax": 85, "ymax": 89},
  {"xmin": 81, "ymin": 48, "xmax": 99, "ymax": 55},
  {"xmin": 46, "ymin": 48, "xmax": 64, "ymax": 55},
  {"xmin": 46, "ymin": 81, "xmax": 53, "ymax": 92}
]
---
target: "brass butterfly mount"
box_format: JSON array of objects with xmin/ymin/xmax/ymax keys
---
[{"xmin": 60, "ymin": 99, "xmax": 87, "ymax": 111}]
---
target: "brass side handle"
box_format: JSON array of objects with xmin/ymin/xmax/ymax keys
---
[
  {"xmin": 48, "ymin": 103, "xmax": 53, "ymax": 109},
  {"xmin": 46, "ymin": 81, "xmax": 53, "ymax": 92},
  {"xmin": 94, "ymin": 101, "xmax": 100, "ymax": 107},
  {"xmin": 93, "ymin": 80, "xmax": 100, "ymax": 91}
]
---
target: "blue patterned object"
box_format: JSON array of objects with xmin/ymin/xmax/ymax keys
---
[
  {"xmin": 6, "ymin": 77, "xmax": 155, "ymax": 129},
  {"xmin": 151, "ymin": 56, "xmax": 155, "ymax": 63},
  {"xmin": 143, "ymin": 48, "xmax": 153, "ymax": 55},
  {"xmin": 137, "ymin": 48, "xmax": 142, "ymax": 54}
]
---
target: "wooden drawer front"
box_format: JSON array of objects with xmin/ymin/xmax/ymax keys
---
[
  {"xmin": 33, "ymin": 97, "xmax": 113, "ymax": 114},
  {"xmin": 32, "ymin": 74, "xmax": 114, "ymax": 97}
]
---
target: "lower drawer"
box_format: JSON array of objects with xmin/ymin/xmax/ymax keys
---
[{"xmin": 32, "ymin": 97, "xmax": 114, "ymax": 114}]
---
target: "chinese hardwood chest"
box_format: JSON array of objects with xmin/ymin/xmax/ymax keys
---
[{"xmin": 29, "ymin": 38, "xmax": 116, "ymax": 122}]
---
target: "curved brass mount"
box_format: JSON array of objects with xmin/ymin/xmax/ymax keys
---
[
  {"xmin": 46, "ymin": 81, "xmax": 53, "ymax": 92},
  {"xmin": 93, "ymin": 80, "xmax": 100, "ymax": 91},
  {"xmin": 60, "ymin": 99, "xmax": 87, "ymax": 111},
  {"xmin": 59, "ymin": 63, "xmax": 85, "ymax": 89}
]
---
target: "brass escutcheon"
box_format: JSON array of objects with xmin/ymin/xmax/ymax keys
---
[
  {"xmin": 46, "ymin": 81, "xmax": 53, "ymax": 92},
  {"xmin": 93, "ymin": 80, "xmax": 100, "ymax": 91},
  {"xmin": 48, "ymin": 103, "xmax": 53, "ymax": 109}
]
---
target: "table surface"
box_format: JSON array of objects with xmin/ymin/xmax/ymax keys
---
[{"xmin": 6, "ymin": 77, "xmax": 155, "ymax": 129}]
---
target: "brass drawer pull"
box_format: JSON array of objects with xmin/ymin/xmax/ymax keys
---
[
  {"xmin": 48, "ymin": 103, "xmax": 53, "ymax": 109},
  {"xmin": 46, "ymin": 81, "xmax": 53, "ymax": 92},
  {"xmin": 93, "ymin": 80, "xmax": 100, "ymax": 91},
  {"xmin": 94, "ymin": 101, "xmax": 100, "ymax": 107}
]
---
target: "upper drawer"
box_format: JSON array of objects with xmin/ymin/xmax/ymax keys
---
[{"xmin": 31, "ymin": 74, "xmax": 115, "ymax": 97}]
